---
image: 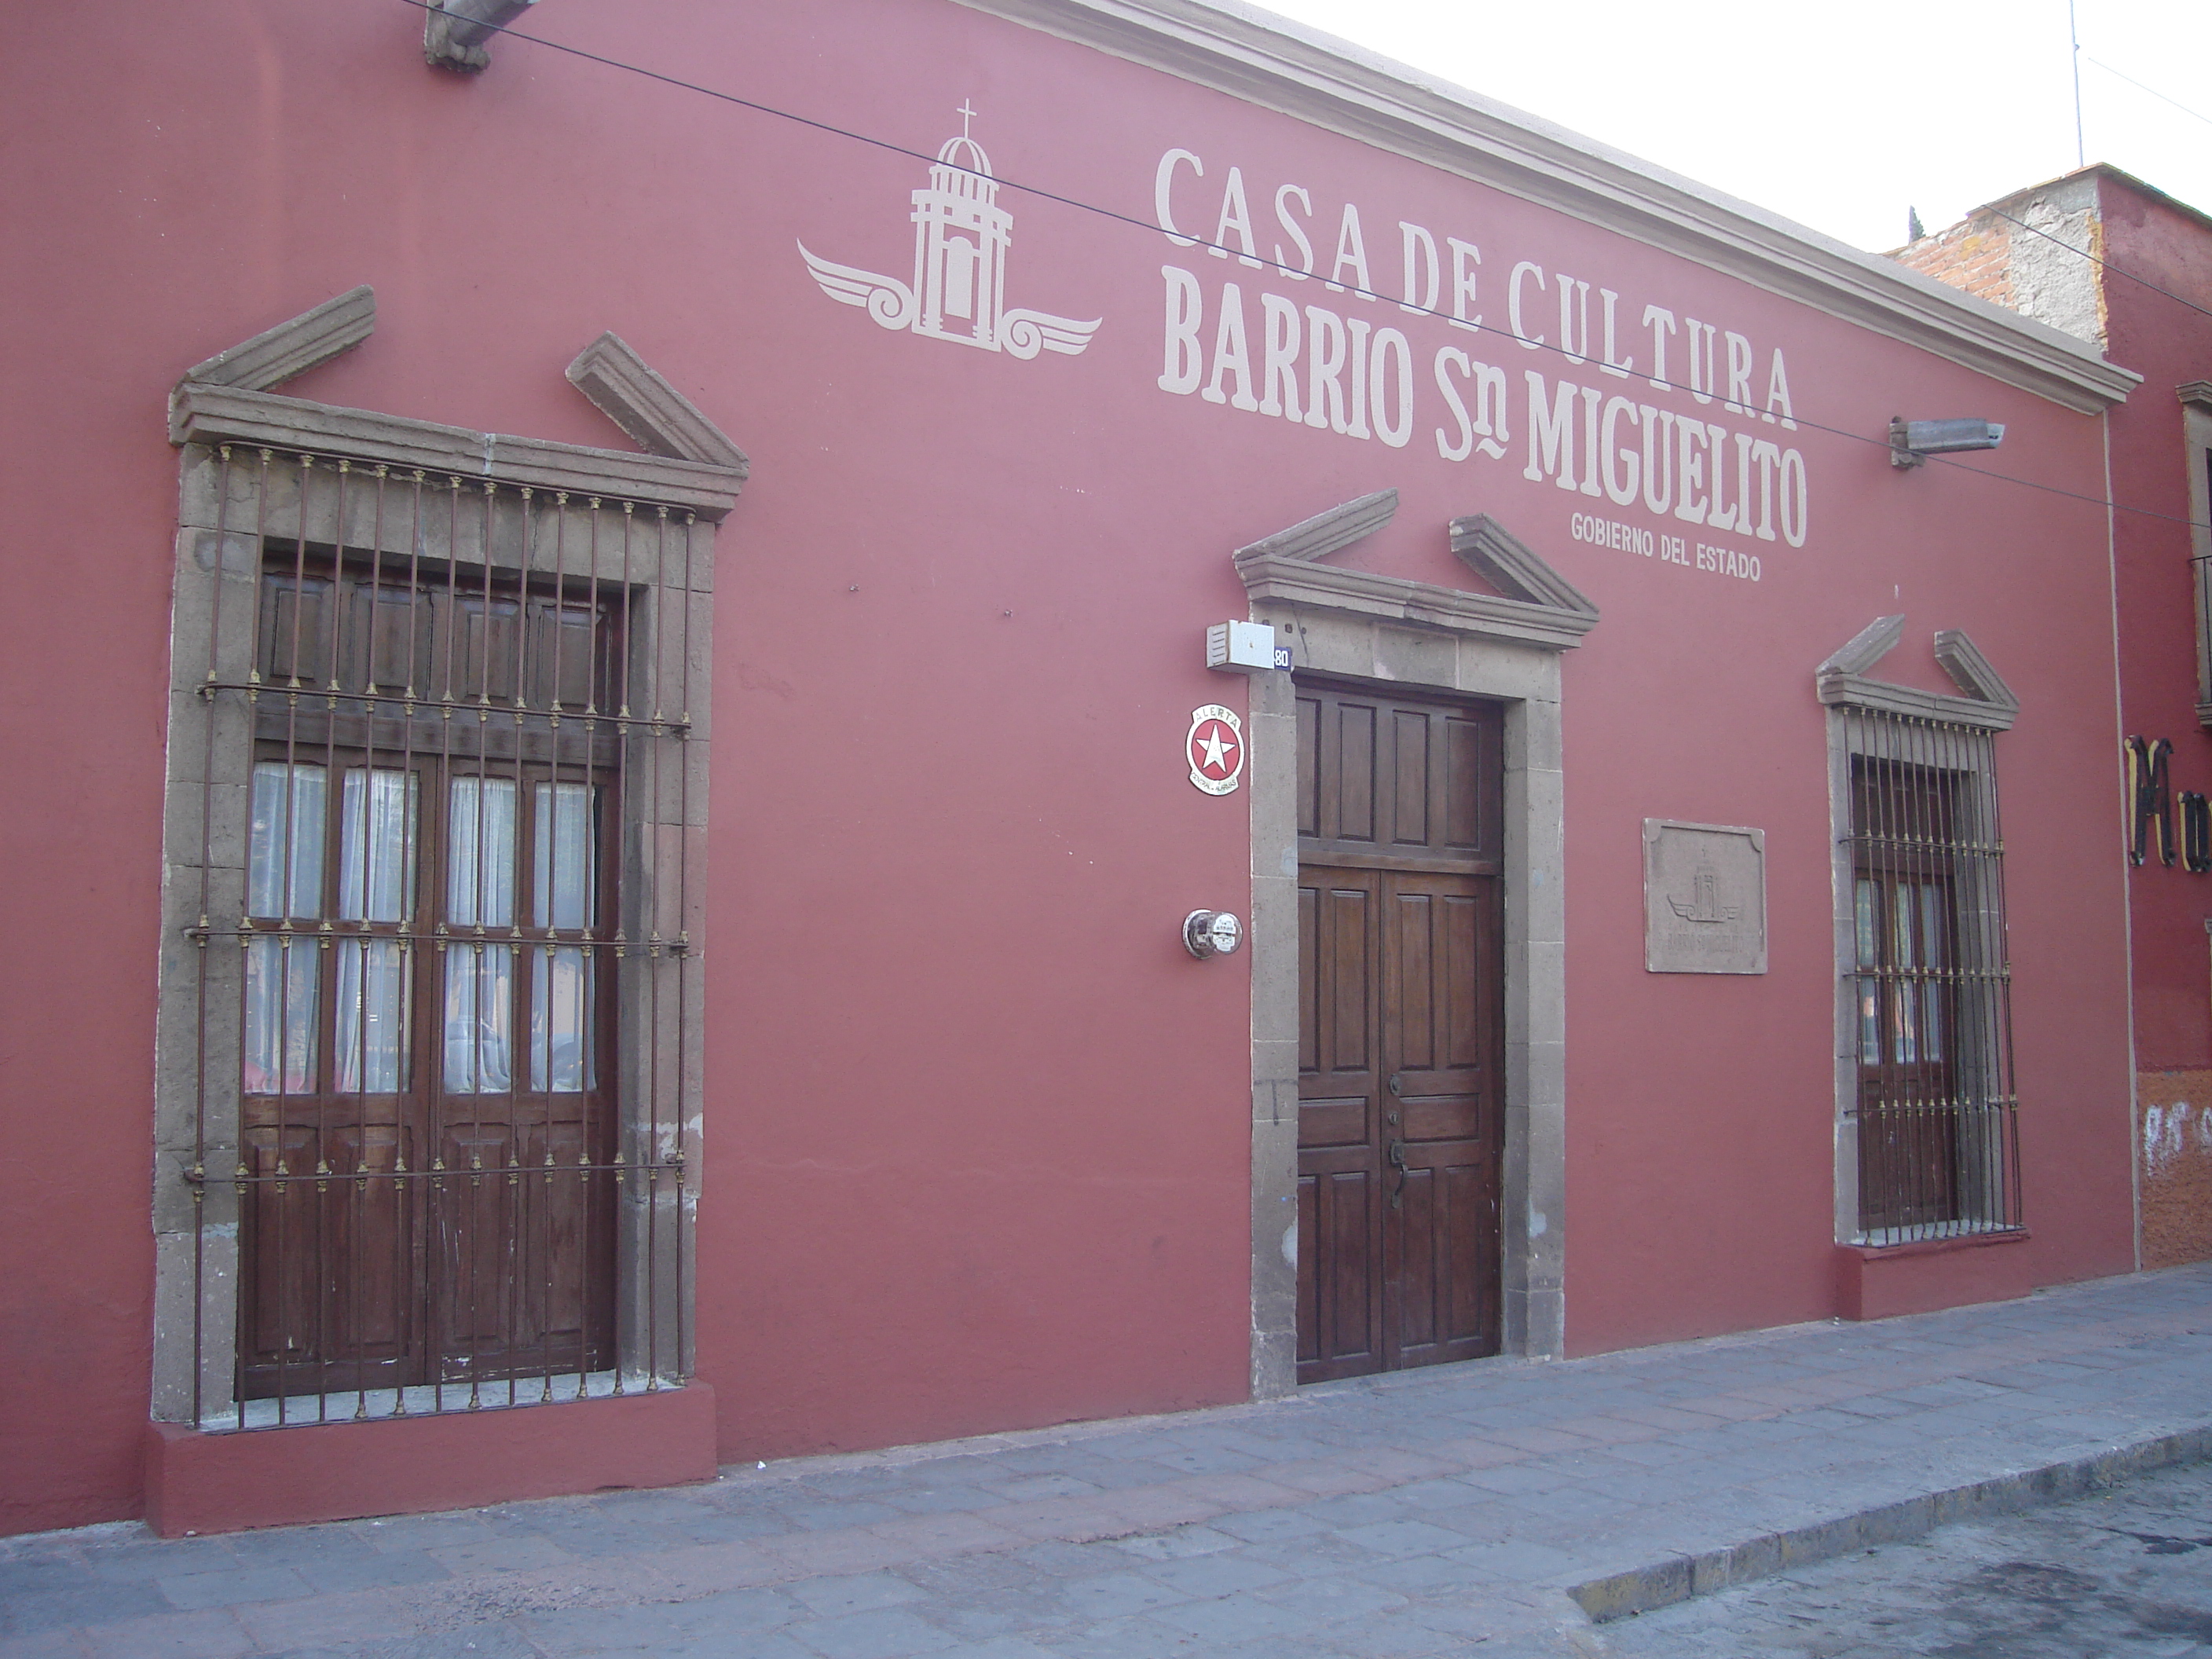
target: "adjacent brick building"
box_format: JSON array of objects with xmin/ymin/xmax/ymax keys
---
[{"xmin": 1903, "ymin": 167, "xmax": 2212, "ymax": 1269}]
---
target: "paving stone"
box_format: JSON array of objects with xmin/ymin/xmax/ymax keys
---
[
  {"xmin": 4, "ymin": 1579, "xmax": 174, "ymax": 1635},
  {"xmin": 784, "ymin": 1606, "xmax": 958, "ymax": 1657},
  {"xmin": 230, "ymin": 1590, "xmax": 410, "ymax": 1650},
  {"xmin": 0, "ymin": 1633, "xmax": 88, "ymax": 1659},
  {"xmin": 353, "ymin": 1519, "xmax": 488, "ymax": 1555},
  {"xmin": 1331, "ymin": 1519, "xmax": 1468, "ymax": 1558},
  {"xmin": 1251, "ymin": 1574, "xmax": 1409, "ymax": 1624},
  {"xmin": 1144, "ymin": 1593, "xmax": 1317, "ymax": 1643},
  {"xmin": 871, "ymin": 1483, "xmax": 1000, "ymax": 1515},
  {"xmin": 786, "ymin": 1569, "xmax": 927, "ymax": 1617},
  {"xmin": 1054, "ymin": 1571, "xmax": 1193, "ymax": 1619},
  {"xmin": 1046, "ymin": 1611, "xmax": 1214, "ymax": 1658},
  {"xmin": 1105, "ymin": 1525, "xmax": 1239, "ymax": 1562},
  {"xmin": 78, "ymin": 1609, "xmax": 252, "ymax": 1658},
  {"xmin": 523, "ymin": 1586, "xmax": 800, "ymax": 1652},
  {"xmin": 419, "ymin": 1538, "xmax": 573, "ymax": 1577}
]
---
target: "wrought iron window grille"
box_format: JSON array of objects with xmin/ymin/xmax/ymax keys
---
[
  {"xmin": 158, "ymin": 443, "xmax": 722, "ymax": 1431},
  {"xmin": 1818, "ymin": 616, "xmax": 2023, "ymax": 1249}
]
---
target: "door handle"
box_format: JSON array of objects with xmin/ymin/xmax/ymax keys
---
[
  {"xmin": 1387, "ymin": 1073, "xmax": 1403, "ymax": 1098},
  {"xmin": 1387, "ymin": 1139, "xmax": 1408, "ymax": 1171}
]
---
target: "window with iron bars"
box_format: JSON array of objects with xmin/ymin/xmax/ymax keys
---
[
  {"xmin": 1840, "ymin": 709, "xmax": 2022, "ymax": 1243},
  {"xmin": 157, "ymin": 431, "xmax": 726, "ymax": 1430}
]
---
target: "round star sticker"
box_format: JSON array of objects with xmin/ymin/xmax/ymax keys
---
[{"xmin": 1186, "ymin": 705, "xmax": 1245, "ymax": 795}]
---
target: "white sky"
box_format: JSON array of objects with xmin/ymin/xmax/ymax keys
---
[{"xmin": 1252, "ymin": 0, "xmax": 2212, "ymax": 251}]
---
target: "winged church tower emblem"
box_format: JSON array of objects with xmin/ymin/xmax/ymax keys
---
[{"xmin": 799, "ymin": 105, "xmax": 1101, "ymax": 361}]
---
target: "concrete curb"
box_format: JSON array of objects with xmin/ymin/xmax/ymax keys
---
[{"xmin": 1567, "ymin": 1423, "xmax": 2212, "ymax": 1624}]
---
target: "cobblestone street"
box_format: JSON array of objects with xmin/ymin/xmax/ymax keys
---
[
  {"xmin": 5, "ymin": 1265, "xmax": 2212, "ymax": 1658},
  {"xmin": 1599, "ymin": 1455, "xmax": 2212, "ymax": 1657}
]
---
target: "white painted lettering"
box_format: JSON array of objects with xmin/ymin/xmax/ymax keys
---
[
  {"xmin": 1155, "ymin": 149, "xmax": 1203, "ymax": 248},
  {"xmin": 1305, "ymin": 305, "xmax": 1349, "ymax": 433},
  {"xmin": 1601, "ymin": 397, "xmax": 1641, "ymax": 507},
  {"xmin": 1273, "ymin": 185, "xmax": 1315, "ymax": 281},
  {"xmin": 1705, "ymin": 422, "xmax": 1738, "ymax": 531},
  {"xmin": 1724, "ymin": 331, "xmax": 1754, "ymax": 416},
  {"xmin": 1259, "ymin": 292, "xmax": 1303, "ymax": 421},
  {"xmin": 1524, "ymin": 370, "xmax": 1579, "ymax": 489},
  {"xmin": 1370, "ymin": 328, "xmax": 1414, "ymax": 449},
  {"xmin": 1211, "ymin": 166, "xmax": 1262, "ymax": 267},
  {"xmin": 1685, "ymin": 319, "xmax": 1716, "ymax": 405},
  {"xmin": 1346, "ymin": 318, "xmax": 1373, "ymax": 438},
  {"xmin": 1599, "ymin": 289, "xmax": 1633, "ymax": 379},
  {"xmin": 1643, "ymin": 305, "xmax": 1677, "ymax": 392},
  {"xmin": 1639, "ymin": 405, "xmax": 1675, "ymax": 515},
  {"xmin": 1750, "ymin": 438, "xmax": 1781, "ymax": 541},
  {"xmin": 1558, "ymin": 275, "xmax": 1591, "ymax": 366},
  {"xmin": 1578, "ymin": 385, "xmax": 1604, "ymax": 496},
  {"xmin": 1434, "ymin": 348, "xmax": 1508, "ymax": 461},
  {"xmin": 1764, "ymin": 350, "xmax": 1797, "ymax": 428},
  {"xmin": 1398, "ymin": 222, "xmax": 1440, "ymax": 317},
  {"xmin": 1328, "ymin": 204, "xmax": 1374, "ymax": 298},
  {"xmin": 1448, "ymin": 238, "xmax": 1482, "ymax": 333},
  {"xmin": 1509, "ymin": 262, "xmax": 1547, "ymax": 350},
  {"xmin": 1781, "ymin": 448, "xmax": 1809, "ymax": 546},
  {"xmin": 1202, "ymin": 282, "xmax": 1260, "ymax": 411},
  {"xmin": 1159, "ymin": 266, "xmax": 1203, "ymax": 394},
  {"xmin": 1675, "ymin": 418, "xmax": 1708, "ymax": 524}
]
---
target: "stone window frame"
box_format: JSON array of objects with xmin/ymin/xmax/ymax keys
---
[
  {"xmin": 1816, "ymin": 615, "xmax": 2020, "ymax": 1246},
  {"xmin": 1233, "ymin": 493, "xmax": 1598, "ymax": 1393},
  {"xmin": 151, "ymin": 288, "xmax": 746, "ymax": 1426},
  {"xmin": 2181, "ymin": 383, "xmax": 2212, "ymax": 728}
]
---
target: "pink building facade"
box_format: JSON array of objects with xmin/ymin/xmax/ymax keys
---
[{"xmin": 0, "ymin": 1, "xmax": 2148, "ymax": 1536}]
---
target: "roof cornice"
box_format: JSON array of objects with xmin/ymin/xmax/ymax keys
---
[{"xmin": 953, "ymin": 0, "xmax": 2140, "ymax": 413}]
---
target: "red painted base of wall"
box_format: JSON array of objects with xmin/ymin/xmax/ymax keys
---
[
  {"xmin": 1836, "ymin": 1232, "xmax": 2036, "ymax": 1322},
  {"xmin": 143, "ymin": 1384, "xmax": 717, "ymax": 1537}
]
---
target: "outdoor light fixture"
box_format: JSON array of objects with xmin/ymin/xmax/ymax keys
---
[
  {"xmin": 424, "ymin": 0, "xmax": 537, "ymax": 71},
  {"xmin": 1889, "ymin": 417, "xmax": 2006, "ymax": 468}
]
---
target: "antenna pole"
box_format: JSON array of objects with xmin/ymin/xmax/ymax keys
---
[{"xmin": 2069, "ymin": 0, "xmax": 2085, "ymax": 167}]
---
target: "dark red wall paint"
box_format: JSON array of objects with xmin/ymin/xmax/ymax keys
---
[
  {"xmin": 2100, "ymin": 178, "xmax": 2212, "ymax": 1071},
  {"xmin": 0, "ymin": 0, "xmax": 2137, "ymax": 1529}
]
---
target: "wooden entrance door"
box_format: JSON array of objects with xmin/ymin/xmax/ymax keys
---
[{"xmin": 1295, "ymin": 683, "xmax": 1504, "ymax": 1382}]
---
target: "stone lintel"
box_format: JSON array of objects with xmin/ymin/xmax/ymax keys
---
[
  {"xmin": 1933, "ymin": 629, "xmax": 2020, "ymax": 714},
  {"xmin": 1448, "ymin": 514, "xmax": 1599, "ymax": 620},
  {"xmin": 1820, "ymin": 613, "xmax": 1906, "ymax": 677},
  {"xmin": 566, "ymin": 333, "xmax": 749, "ymax": 471},
  {"xmin": 1239, "ymin": 552, "xmax": 1597, "ymax": 651},
  {"xmin": 1815, "ymin": 671, "xmax": 2017, "ymax": 731},
  {"xmin": 169, "ymin": 383, "xmax": 745, "ymax": 520},
  {"xmin": 180, "ymin": 287, "xmax": 375, "ymax": 394},
  {"xmin": 1233, "ymin": 489, "xmax": 1397, "ymax": 566}
]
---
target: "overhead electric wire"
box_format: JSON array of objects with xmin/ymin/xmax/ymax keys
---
[
  {"xmin": 393, "ymin": 0, "xmax": 2210, "ymax": 533},
  {"xmin": 2082, "ymin": 54, "xmax": 2212, "ymax": 132}
]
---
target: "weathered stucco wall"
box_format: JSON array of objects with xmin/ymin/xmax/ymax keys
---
[{"xmin": 2141, "ymin": 1074, "xmax": 2212, "ymax": 1267}]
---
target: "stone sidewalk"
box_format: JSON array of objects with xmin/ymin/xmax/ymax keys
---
[{"xmin": 6, "ymin": 1264, "xmax": 2212, "ymax": 1658}]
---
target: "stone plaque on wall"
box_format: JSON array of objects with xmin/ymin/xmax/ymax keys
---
[{"xmin": 1643, "ymin": 819, "xmax": 1767, "ymax": 974}]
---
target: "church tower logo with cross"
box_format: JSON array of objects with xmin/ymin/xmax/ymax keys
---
[{"xmin": 799, "ymin": 104, "xmax": 1101, "ymax": 360}]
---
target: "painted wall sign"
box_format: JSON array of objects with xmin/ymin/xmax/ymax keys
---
[
  {"xmin": 1643, "ymin": 819, "xmax": 1767, "ymax": 974},
  {"xmin": 1187, "ymin": 705, "xmax": 1244, "ymax": 795},
  {"xmin": 1150, "ymin": 146, "xmax": 1814, "ymax": 566},
  {"xmin": 798, "ymin": 106, "xmax": 1101, "ymax": 361}
]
